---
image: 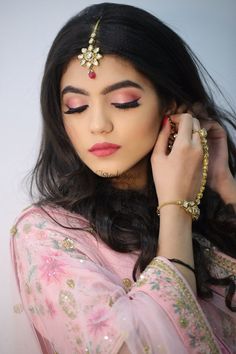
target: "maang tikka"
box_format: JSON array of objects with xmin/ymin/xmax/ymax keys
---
[{"xmin": 78, "ymin": 18, "xmax": 103, "ymax": 79}]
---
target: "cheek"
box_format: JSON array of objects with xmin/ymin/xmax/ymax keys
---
[
  {"xmin": 63, "ymin": 119, "xmax": 83, "ymax": 150},
  {"xmin": 135, "ymin": 110, "xmax": 161, "ymax": 145}
]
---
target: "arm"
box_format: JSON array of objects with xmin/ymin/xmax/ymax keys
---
[
  {"xmin": 195, "ymin": 116, "xmax": 236, "ymax": 209},
  {"xmin": 216, "ymin": 174, "xmax": 236, "ymax": 209},
  {"xmin": 151, "ymin": 113, "xmax": 203, "ymax": 292},
  {"xmin": 157, "ymin": 205, "xmax": 196, "ymax": 293},
  {"xmin": 10, "ymin": 208, "xmax": 220, "ymax": 354}
]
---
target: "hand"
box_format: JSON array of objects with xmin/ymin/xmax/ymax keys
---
[
  {"xmin": 151, "ymin": 113, "xmax": 203, "ymax": 206},
  {"xmin": 184, "ymin": 103, "xmax": 236, "ymax": 204}
]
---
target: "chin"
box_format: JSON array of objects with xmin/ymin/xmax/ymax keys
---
[{"xmin": 95, "ymin": 169, "xmax": 120, "ymax": 178}]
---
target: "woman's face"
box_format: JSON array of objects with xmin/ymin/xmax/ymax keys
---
[{"xmin": 61, "ymin": 55, "xmax": 162, "ymax": 186}]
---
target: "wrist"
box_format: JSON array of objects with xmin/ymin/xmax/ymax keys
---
[
  {"xmin": 157, "ymin": 200, "xmax": 199, "ymax": 220},
  {"xmin": 215, "ymin": 173, "xmax": 236, "ymax": 204},
  {"xmin": 159, "ymin": 204, "xmax": 192, "ymax": 230}
]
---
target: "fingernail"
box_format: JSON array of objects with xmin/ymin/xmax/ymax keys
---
[{"xmin": 161, "ymin": 115, "xmax": 169, "ymax": 128}]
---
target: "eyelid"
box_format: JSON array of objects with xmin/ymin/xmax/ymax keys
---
[
  {"xmin": 111, "ymin": 97, "xmax": 141, "ymax": 108},
  {"xmin": 63, "ymin": 104, "xmax": 88, "ymax": 114},
  {"xmin": 63, "ymin": 97, "xmax": 141, "ymax": 114}
]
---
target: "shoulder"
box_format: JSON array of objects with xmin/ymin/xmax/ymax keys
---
[
  {"xmin": 10, "ymin": 203, "xmax": 96, "ymax": 251},
  {"xmin": 10, "ymin": 203, "xmax": 93, "ymax": 242},
  {"xmin": 10, "ymin": 203, "xmax": 101, "ymax": 265}
]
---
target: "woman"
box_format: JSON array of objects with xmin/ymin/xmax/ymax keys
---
[{"xmin": 10, "ymin": 3, "xmax": 236, "ymax": 353}]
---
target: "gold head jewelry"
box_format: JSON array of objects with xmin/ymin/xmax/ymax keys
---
[{"xmin": 78, "ymin": 18, "xmax": 103, "ymax": 79}]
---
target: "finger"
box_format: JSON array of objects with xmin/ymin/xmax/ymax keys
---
[
  {"xmin": 191, "ymin": 118, "xmax": 201, "ymax": 146},
  {"xmin": 176, "ymin": 104, "xmax": 188, "ymax": 114},
  {"xmin": 152, "ymin": 118, "xmax": 171, "ymax": 156},
  {"xmin": 170, "ymin": 113, "xmax": 194, "ymax": 143}
]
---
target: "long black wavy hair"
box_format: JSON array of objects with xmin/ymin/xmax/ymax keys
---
[{"xmin": 30, "ymin": 3, "xmax": 236, "ymax": 310}]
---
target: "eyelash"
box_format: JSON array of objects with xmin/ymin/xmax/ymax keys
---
[{"xmin": 63, "ymin": 98, "xmax": 140, "ymax": 114}]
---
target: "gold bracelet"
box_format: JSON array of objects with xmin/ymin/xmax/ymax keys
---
[
  {"xmin": 157, "ymin": 200, "xmax": 200, "ymax": 220},
  {"xmin": 157, "ymin": 128, "xmax": 208, "ymax": 221}
]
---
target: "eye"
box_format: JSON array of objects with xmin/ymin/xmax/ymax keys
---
[
  {"xmin": 111, "ymin": 98, "xmax": 141, "ymax": 109},
  {"xmin": 63, "ymin": 105, "xmax": 88, "ymax": 114}
]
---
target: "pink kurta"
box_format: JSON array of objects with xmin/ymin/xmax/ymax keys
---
[{"xmin": 10, "ymin": 204, "xmax": 236, "ymax": 353}]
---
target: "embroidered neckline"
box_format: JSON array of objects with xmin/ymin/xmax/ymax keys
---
[{"xmin": 204, "ymin": 248, "xmax": 236, "ymax": 274}]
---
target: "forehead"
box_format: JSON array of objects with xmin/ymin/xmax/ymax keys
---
[{"xmin": 60, "ymin": 55, "xmax": 153, "ymax": 92}]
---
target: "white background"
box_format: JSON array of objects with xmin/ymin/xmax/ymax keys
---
[{"xmin": 0, "ymin": 0, "xmax": 235, "ymax": 353}]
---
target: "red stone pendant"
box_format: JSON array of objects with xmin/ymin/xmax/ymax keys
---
[{"xmin": 88, "ymin": 71, "xmax": 96, "ymax": 79}]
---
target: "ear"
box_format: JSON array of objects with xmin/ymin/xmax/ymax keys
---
[{"xmin": 165, "ymin": 100, "xmax": 177, "ymax": 115}]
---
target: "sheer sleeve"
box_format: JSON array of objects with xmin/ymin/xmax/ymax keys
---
[{"xmin": 10, "ymin": 207, "xmax": 220, "ymax": 354}]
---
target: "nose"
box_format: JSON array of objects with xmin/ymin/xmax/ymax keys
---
[{"xmin": 89, "ymin": 106, "xmax": 113, "ymax": 135}]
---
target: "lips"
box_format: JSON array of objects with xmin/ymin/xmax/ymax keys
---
[{"xmin": 88, "ymin": 142, "xmax": 121, "ymax": 157}]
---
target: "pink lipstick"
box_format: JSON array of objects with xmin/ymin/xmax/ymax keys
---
[{"xmin": 88, "ymin": 142, "xmax": 121, "ymax": 157}]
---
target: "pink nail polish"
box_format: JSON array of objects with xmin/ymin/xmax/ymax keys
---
[{"xmin": 161, "ymin": 115, "xmax": 169, "ymax": 128}]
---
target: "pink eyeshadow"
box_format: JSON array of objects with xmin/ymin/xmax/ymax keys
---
[
  {"xmin": 66, "ymin": 98, "xmax": 83, "ymax": 108},
  {"xmin": 110, "ymin": 92, "xmax": 140, "ymax": 103}
]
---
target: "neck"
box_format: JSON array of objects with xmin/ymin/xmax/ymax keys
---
[{"xmin": 111, "ymin": 157, "xmax": 149, "ymax": 190}]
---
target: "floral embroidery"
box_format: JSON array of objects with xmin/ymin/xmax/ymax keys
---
[
  {"xmin": 10, "ymin": 225, "xmax": 17, "ymax": 237},
  {"xmin": 87, "ymin": 306, "xmax": 111, "ymax": 337},
  {"xmin": 45, "ymin": 298, "xmax": 57, "ymax": 318},
  {"xmin": 206, "ymin": 248, "xmax": 236, "ymax": 275},
  {"xmin": 61, "ymin": 237, "xmax": 75, "ymax": 251},
  {"xmin": 28, "ymin": 265, "xmax": 37, "ymax": 282},
  {"xmin": 35, "ymin": 221, "xmax": 47, "ymax": 229},
  {"xmin": 29, "ymin": 303, "xmax": 45, "ymax": 316},
  {"xmin": 34, "ymin": 229, "xmax": 47, "ymax": 240},
  {"xmin": 23, "ymin": 223, "xmax": 32, "ymax": 233},
  {"xmin": 108, "ymin": 297, "xmax": 114, "ymax": 307},
  {"xmin": 122, "ymin": 278, "xmax": 132, "ymax": 293},
  {"xmin": 39, "ymin": 251, "xmax": 67, "ymax": 284},
  {"xmin": 36, "ymin": 281, "xmax": 42, "ymax": 293},
  {"xmin": 26, "ymin": 248, "xmax": 32, "ymax": 265},
  {"xmin": 136, "ymin": 274, "xmax": 147, "ymax": 287},
  {"xmin": 133, "ymin": 257, "xmax": 220, "ymax": 353},
  {"xmin": 143, "ymin": 344, "xmax": 151, "ymax": 353},
  {"xmin": 25, "ymin": 282, "xmax": 32, "ymax": 295},
  {"xmin": 66, "ymin": 279, "xmax": 75, "ymax": 288},
  {"xmin": 59, "ymin": 290, "xmax": 78, "ymax": 319}
]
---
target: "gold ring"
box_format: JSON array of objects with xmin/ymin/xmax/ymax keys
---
[{"xmin": 192, "ymin": 128, "xmax": 207, "ymax": 138}]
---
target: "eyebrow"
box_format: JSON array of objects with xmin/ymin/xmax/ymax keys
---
[{"xmin": 61, "ymin": 80, "xmax": 144, "ymax": 97}]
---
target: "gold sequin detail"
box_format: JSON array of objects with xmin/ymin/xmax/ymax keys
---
[
  {"xmin": 180, "ymin": 317, "xmax": 189, "ymax": 328},
  {"xmin": 144, "ymin": 345, "xmax": 151, "ymax": 354},
  {"xmin": 13, "ymin": 303, "xmax": 23, "ymax": 314},
  {"xmin": 10, "ymin": 225, "xmax": 17, "ymax": 236},
  {"xmin": 66, "ymin": 279, "xmax": 75, "ymax": 288},
  {"xmin": 23, "ymin": 223, "xmax": 31, "ymax": 233},
  {"xmin": 108, "ymin": 297, "xmax": 114, "ymax": 307},
  {"xmin": 210, "ymin": 250, "xmax": 236, "ymax": 274},
  {"xmin": 59, "ymin": 290, "xmax": 78, "ymax": 319},
  {"xmin": 122, "ymin": 278, "xmax": 132, "ymax": 293},
  {"xmin": 25, "ymin": 282, "xmax": 31, "ymax": 294},
  {"xmin": 62, "ymin": 237, "xmax": 74, "ymax": 250}
]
